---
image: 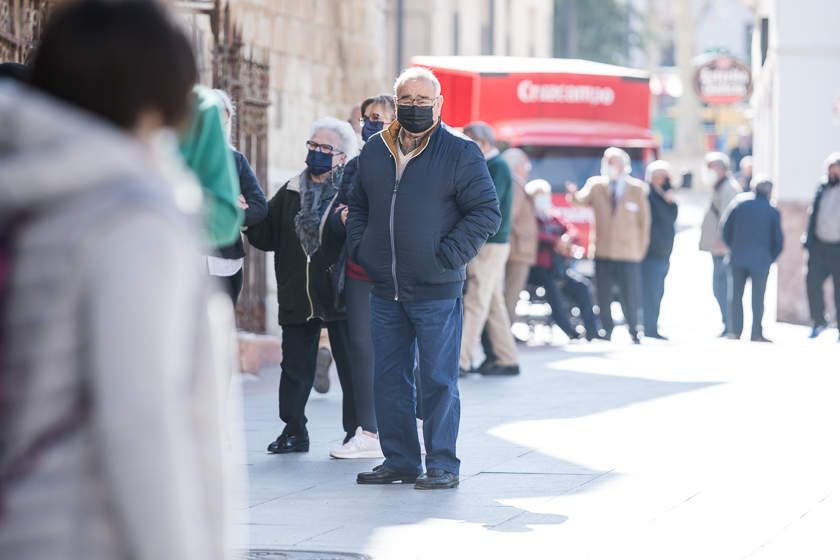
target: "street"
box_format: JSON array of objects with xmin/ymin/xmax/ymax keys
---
[{"xmin": 238, "ymin": 193, "xmax": 840, "ymax": 559}]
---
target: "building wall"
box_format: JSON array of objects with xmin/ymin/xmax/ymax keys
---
[{"xmin": 751, "ymin": 0, "xmax": 840, "ymax": 325}]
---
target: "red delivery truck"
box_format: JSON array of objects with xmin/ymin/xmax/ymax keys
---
[{"xmin": 412, "ymin": 56, "xmax": 657, "ymax": 258}]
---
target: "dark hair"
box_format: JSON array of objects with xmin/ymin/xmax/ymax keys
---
[
  {"xmin": 29, "ymin": 0, "xmax": 197, "ymax": 130},
  {"xmin": 361, "ymin": 94, "xmax": 395, "ymax": 118}
]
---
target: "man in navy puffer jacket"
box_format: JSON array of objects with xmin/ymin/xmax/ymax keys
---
[
  {"xmin": 347, "ymin": 68, "xmax": 500, "ymax": 490},
  {"xmin": 722, "ymin": 176, "xmax": 784, "ymax": 342}
]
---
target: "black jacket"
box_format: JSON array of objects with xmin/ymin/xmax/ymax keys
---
[
  {"xmin": 245, "ymin": 172, "xmax": 345, "ymax": 325},
  {"xmin": 722, "ymin": 192, "xmax": 784, "ymax": 269},
  {"xmin": 347, "ymin": 121, "xmax": 501, "ymax": 301},
  {"xmin": 217, "ymin": 150, "xmax": 268, "ymax": 259},
  {"xmin": 645, "ymin": 186, "xmax": 678, "ymax": 259},
  {"xmin": 803, "ymin": 181, "xmax": 840, "ymax": 249}
]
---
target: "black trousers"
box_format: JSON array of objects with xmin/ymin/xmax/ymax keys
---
[
  {"xmin": 222, "ymin": 269, "xmax": 244, "ymax": 305},
  {"xmin": 594, "ymin": 258, "xmax": 641, "ymax": 335},
  {"xmin": 344, "ymin": 277, "xmax": 377, "ymax": 433},
  {"xmin": 806, "ymin": 241, "xmax": 840, "ymax": 327},
  {"xmin": 279, "ymin": 318, "xmax": 357, "ymax": 438},
  {"xmin": 730, "ymin": 264, "xmax": 770, "ymax": 338}
]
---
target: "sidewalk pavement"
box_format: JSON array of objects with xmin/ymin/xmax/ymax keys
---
[{"xmin": 237, "ymin": 191, "xmax": 839, "ymax": 559}]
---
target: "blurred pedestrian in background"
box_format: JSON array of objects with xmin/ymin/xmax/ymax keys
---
[
  {"xmin": 722, "ymin": 177, "xmax": 784, "ymax": 342},
  {"xmin": 501, "ymin": 149, "xmax": 537, "ymax": 323},
  {"xmin": 0, "ymin": 1, "xmax": 234, "ymax": 558},
  {"xmin": 460, "ymin": 121, "xmax": 519, "ymax": 376},
  {"xmin": 178, "ymin": 85, "xmax": 243, "ymax": 248},
  {"xmin": 737, "ymin": 155, "xmax": 753, "ymax": 193},
  {"xmin": 349, "ymin": 68, "xmax": 500, "ymax": 490},
  {"xmin": 699, "ymin": 152, "xmax": 739, "ymax": 337},
  {"xmin": 246, "ymin": 117, "xmax": 359, "ymax": 455},
  {"xmin": 568, "ymin": 147, "xmax": 650, "ymax": 344},
  {"xmin": 729, "ymin": 127, "xmax": 752, "ymax": 171},
  {"xmin": 642, "ymin": 160, "xmax": 678, "ymax": 340},
  {"xmin": 210, "ymin": 89, "xmax": 267, "ymax": 305},
  {"xmin": 327, "ymin": 93, "xmax": 396, "ymax": 460},
  {"xmin": 804, "ymin": 153, "xmax": 840, "ymax": 341},
  {"xmin": 531, "ymin": 182, "xmax": 599, "ymax": 341}
]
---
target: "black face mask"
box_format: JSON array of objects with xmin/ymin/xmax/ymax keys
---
[
  {"xmin": 397, "ymin": 104, "xmax": 435, "ymax": 134},
  {"xmin": 828, "ymin": 175, "xmax": 840, "ymax": 186},
  {"xmin": 662, "ymin": 179, "xmax": 672, "ymax": 191}
]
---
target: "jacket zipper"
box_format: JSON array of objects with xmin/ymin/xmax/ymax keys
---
[
  {"xmin": 389, "ymin": 177, "xmax": 400, "ymax": 301},
  {"xmin": 301, "ymin": 191, "xmax": 340, "ymax": 321}
]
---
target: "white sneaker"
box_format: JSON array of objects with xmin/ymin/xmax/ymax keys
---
[
  {"xmin": 417, "ymin": 419, "xmax": 426, "ymax": 456},
  {"xmin": 330, "ymin": 427, "xmax": 383, "ymax": 459}
]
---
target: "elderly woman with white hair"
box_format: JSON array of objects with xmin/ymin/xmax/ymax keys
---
[
  {"xmin": 246, "ymin": 117, "xmax": 360, "ymax": 454},
  {"xmin": 641, "ymin": 160, "xmax": 679, "ymax": 339}
]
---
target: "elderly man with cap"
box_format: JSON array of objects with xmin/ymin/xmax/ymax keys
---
[
  {"xmin": 567, "ymin": 147, "xmax": 650, "ymax": 344},
  {"xmin": 804, "ymin": 153, "xmax": 840, "ymax": 340},
  {"xmin": 699, "ymin": 152, "xmax": 740, "ymax": 336},
  {"xmin": 722, "ymin": 176, "xmax": 784, "ymax": 342},
  {"xmin": 459, "ymin": 121, "xmax": 520, "ymax": 377}
]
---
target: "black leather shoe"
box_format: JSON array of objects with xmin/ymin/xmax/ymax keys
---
[
  {"xmin": 415, "ymin": 469, "xmax": 459, "ymax": 490},
  {"xmin": 267, "ymin": 433, "xmax": 309, "ymax": 454},
  {"xmin": 357, "ymin": 464, "xmax": 419, "ymax": 485},
  {"xmin": 630, "ymin": 332, "xmax": 641, "ymax": 345},
  {"xmin": 480, "ymin": 363, "xmax": 520, "ymax": 376}
]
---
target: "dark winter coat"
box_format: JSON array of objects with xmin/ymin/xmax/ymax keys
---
[
  {"xmin": 722, "ymin": 192, "xmax": 784, "ymax": 270},
  {"xmin": 346, "ymin": 120, "xmax": 501, "ymax": 302},
  {"xmin": 803, "ymin": 181, "xmax": 840, "ymax": 249},
  {"xmin": 245, "ymin": 172, "xmax": 345, "ymax": 325},
  {"xmin": 645, "ymin": 185, "xmax": 679, "ymax": 259},
  {"xmin": 216, "ymin": 150, "xmax": 267, "ymax": 259}
]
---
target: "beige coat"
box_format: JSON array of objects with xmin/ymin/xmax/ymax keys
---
[
  {"xmin": 699, "ymin": 178, "xmax": 739, "ymax": 255},
  {"xmin": 507, "ymin": 181, "xmax": 538, "ymax": 265},
  {"xmin": 574, "ymin": 175, "xmax": 651, "ymax": 262}
]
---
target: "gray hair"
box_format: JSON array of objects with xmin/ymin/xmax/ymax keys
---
[
  {"xmin": 739, "ymin": 155, "xmax": 754, "ymax": 170},
  {"xmin": 463, "ymin": 121, "xmax": 496, "ymax": 145},
  {"xmin": 751, "ymin": 174, "xmax": 773, "ymax": 196},
  {"xmin": 213, "ymin": 88, "xmax": 235, "ymax": 119},
  {"xmin": 393, "ymin": 67, "xmax": 441, "ymax": 97},
  {"xmin": 825, "ymin": 152, "xmax": 840, "ymax": 171},
  {"xmin": 645, "ymin": 159, "xmax": 673, "ymax": 183},
  {"xmin": 502, "ymin": 147, "xmax": 529, "ymax": 169},
  {"xmin": 601, "ymin": 146, "xmax": 632, "ymax": 176},
  {"xmin": 705, "ymin": 151, "xmax": 731, "ymax": 171},
  {"xmin": 310, "ymin": 116, "xmax": 359, "ymax": 158}
]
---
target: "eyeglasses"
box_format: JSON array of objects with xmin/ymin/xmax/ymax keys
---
[
  {"xmin": 396, "ymin": 95, "xmax": 438, "ymax": 107},
  {"xmin": 360, "ymin": 114, "xmax": 391, "ymax": 125},
  {"xmin": 306, "ymin": 140, "xmax": 343, "ymax": 155}
]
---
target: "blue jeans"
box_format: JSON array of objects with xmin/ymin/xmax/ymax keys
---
[
  {"xmin": 370, "ymin": 295, "xmax": 462, "ymax": 475},
  {"xmin": 641, "ymin": 256, "xmax": 670, "ymax": 335},
  {"xmin": 712, "ymin": 255, "xmax": 732, "ymax": 333}
]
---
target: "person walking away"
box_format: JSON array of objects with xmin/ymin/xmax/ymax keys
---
[
  {"xmin": 501, "ymin": 149, "xmax": 538, "ymax": 323},
  {"xmin": 245, "ymin": 118, "xmax": 360, "ymax": 454},
  {"xmin": 327, "ymin": 94, "xmax": 396, "ymax": 459},
  {"xmin": 722, "ymin": 177, "xmax": 784, "ymax": 342},
  {"xmin": 699, "ymin": 152, "xmax": 739, "ymax": 336},
  {"xmin": 0, "ymin": 2, "xmax": 234, "ymax": 558},
  {"xmin": 642, "ymin": 160, "xmax": 679, "ymax": 339},
  {"xmin": 209, "ymin": 89, "xmax": 267, "ymax": 304},
  {"xmin": 459, "ymin": 122, "xmax": 519, "ymax": 376},
  {"xmin": 729, "ymin": 128, "xmax": 752, "ymax": 171},
  {"xmin": 804, "ymin": 153, "xmax": 840, "ymax": 340},
  {"xmin": 348, "ymin": 67, "xmax": 500, "ymax": 490},
  {"xmin": 567, "ymin": 147, "xmax": 650, "ymax": 344}
]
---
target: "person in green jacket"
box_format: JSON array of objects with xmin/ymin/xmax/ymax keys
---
[
  {"xmin": 179, "ymin": 84, "xmax": 243, "ymax": 248},
  {"xmin": 459, "ymin": 121, "xmax": 520, "ymax": 377}
]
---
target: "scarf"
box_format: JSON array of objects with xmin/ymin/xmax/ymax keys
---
[{"xmin": 294, "ymin": 167, "xmax": 343, "ymax": 257}]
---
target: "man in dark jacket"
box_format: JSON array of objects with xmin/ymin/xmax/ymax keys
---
[
  {"xmin": 722, "ymin": 177, "xmax": 784, "ymax": 342},
  {"xmin": 246, "ymin": 117, "xmax": 360, "ymax": 454},
  {"xmin": 642, "ymin": 161, "xmax": 679, "ymax": 339},
  {"xmin": 803, "ymin": 153, "xmax": 840, "ymax": 340},
  {"xmin": 348, "ymin": 68, "xmax": 501, "ymax": 490}
]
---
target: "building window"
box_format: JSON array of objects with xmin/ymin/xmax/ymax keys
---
[
  {"xmin": 453, "ymin": 10, "xmax": 460, "ymax": 55},
  {"xmin": 760, "ymin": 17, "xmax": 769, "ymax": 66}
]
